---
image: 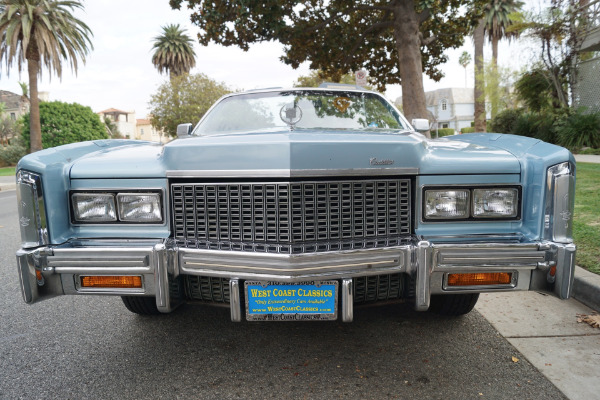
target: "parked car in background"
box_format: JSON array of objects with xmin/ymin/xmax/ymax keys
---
[{"xmin": 16, "ymin": 85, "xmax": 576, "ymax": 322}]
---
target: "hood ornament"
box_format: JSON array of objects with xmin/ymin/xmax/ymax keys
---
[{"xmin": 370, "ymin": 157, "xmax": 394, "ymax": 166}]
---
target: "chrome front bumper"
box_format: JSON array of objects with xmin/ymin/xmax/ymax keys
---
[{"xmin": 17, "ymin": 239, "xmax": 576, "ymax": 320}]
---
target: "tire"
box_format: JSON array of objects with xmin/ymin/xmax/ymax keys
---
[
  {"xmin": 428, "ymin": 293, "xmax": 479, "ymax": 316},
  {"xmin": 121, "ymin": 296, "xmax": 161, "ymax": 315}
]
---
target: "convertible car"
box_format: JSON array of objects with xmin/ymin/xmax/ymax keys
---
[{"xmin": 15, "ymin": 85, "xmax": 576, "ymax": 321}]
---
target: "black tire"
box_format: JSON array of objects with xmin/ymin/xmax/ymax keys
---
[
  {"xmin": 428, "ymin": 293, "xmax": 479, "ymax": 316},
  {"xmin": 121, "ymin": 296, "xmax": 161, "ymax": 315}
]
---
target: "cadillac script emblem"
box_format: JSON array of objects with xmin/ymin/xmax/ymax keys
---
[{"xmin": 370, "ymin": 157, "xmax": 394, "ymax": 166}]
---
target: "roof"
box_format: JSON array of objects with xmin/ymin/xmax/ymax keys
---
[
  {"xmin": 0, "ymin": 90, "xmax": 26, "ymax": 109},
  {"xmin": 136, "ymin": 119, "xmax": 151, "ymax": 125},
  {"xmin": 98, "ymin": 108, "xmax": 132, "ymax": 115},
  {"xmin": 425, "ymin": 88, "xmax": 474, "ymax": 107}
]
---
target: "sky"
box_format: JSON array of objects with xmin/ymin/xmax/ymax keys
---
[{"xmin": 0, "ymin": 0, "xmax": 537, "ymax": 119}]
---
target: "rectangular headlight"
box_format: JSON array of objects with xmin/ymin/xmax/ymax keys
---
[
  {"xmin": 72, "ymin": 193, "xmax": 117, "ymax": 222},
  {"xmin": 117, "ymin": 193, "xmax": 162, "ymax": 222},
  {"xmin": 424, "ymin": 189, "xmax": 470, "ymax": 219},
  {"xmin": 473, "ymin": 188, "xmax": 518, "ymax": 218}
]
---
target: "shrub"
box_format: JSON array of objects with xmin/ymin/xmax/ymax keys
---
[
  {"xmin": 554, "ymin": 109, "xmax": 600, "ymax": 150},
  {"xmin": 511, "ymin": 112, "xmax": 556, "ymax": 143},
  {"xmin": 461, "ymin": 127, "xmax": 476, "ymax": 134},
  {"xmin": 434, "ymin": 128, "xmax": 455, "ymax": 137},
  {"xmin": 0, "ymin": 135, "xmax": 27, "ymax": 166},
  {"xmin": 22, "ymin": 101, "xmax": 108, "ymax": 149},
  {"xmin": 488, "ymin": 108, "xmax": 524, "ymax": 134}
]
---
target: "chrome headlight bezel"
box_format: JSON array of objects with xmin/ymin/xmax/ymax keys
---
[
  {"xmin": 422, "ymin": 185, "xmax": 521, "ymax": 222},
  {"xmin": 70, "ymin": 190, "xmax": 164, "ymax": 224}
]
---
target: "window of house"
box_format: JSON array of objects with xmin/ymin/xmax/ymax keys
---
[
  {"xmin": 440, "ymin": 99, "xmax": 447, "ymax": 111},
  {"xmin": 141, "ymin": 128, "xmax": 144, "ymax": 134},
  {"xmin": 442, "ymin": 123, "xmax": 449, "ymax": 128},
  {"xmin": 10, "ymin": 113, "xmax": 16, "ymax": 120}
]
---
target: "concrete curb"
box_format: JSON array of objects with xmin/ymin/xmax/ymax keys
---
[
  {"xmin": 0, "ymin": 183, "xmax": 16, "ymax": 191},
  {"xmin": 573, "ymin": 266, "xmax": 600, "ymax": 312}
]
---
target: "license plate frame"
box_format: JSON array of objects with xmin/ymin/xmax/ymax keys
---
[{"xmin": 244, "ymin": 280, "xmax": 338, "ymax": 321}]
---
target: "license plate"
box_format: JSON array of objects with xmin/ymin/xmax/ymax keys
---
[{"xmin": 245, "ymin": 281, "xmax": 338, "ymax": 321}]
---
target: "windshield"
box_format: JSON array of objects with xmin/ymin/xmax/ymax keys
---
[{"xmin": 193, "ymin": 90, "xmax": 409, "ymax": 135}]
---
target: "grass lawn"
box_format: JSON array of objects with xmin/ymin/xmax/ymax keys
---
[
  {"xmin": 0, "ymin": 167, "xmax": 15, "ymax": 176},
  {"xmin": 574, "ymin": 162, "xmax": 600, "ymax": 275}
]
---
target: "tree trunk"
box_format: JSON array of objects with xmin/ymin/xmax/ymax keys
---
[
  {"xmin": 474, "ymin": 19, "xmax": 486, "ymax": 132},
  {"xmin": 27, "ymin": 58, "xmax": 43, "ymax": 152},
  {"xmin": 394, "ymin": 0, "xmax": 430, "ymax": 138},
  {"xmin": 490, "ymin": 36, "xmax": 499, "ymax": 119}
]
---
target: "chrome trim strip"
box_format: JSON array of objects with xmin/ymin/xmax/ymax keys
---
[
  {"xmin": 179, "ymin": 247, "xmax": 406, "ymax": 277},
  {"xmin": 341, "ymin": 278, "xmax": 353, "ymax": 322},
  {"xmin": 230, "ymin": 279, "xmax": 242, "ymax": 322},
  {"xmin": 555, "ymin": 243, "xmax": 576, "ymax": 299},
  {"xmin": 415, "ymin": 241, "xmax": 432, "ymax": 311},
  {"xmin": 155, "ymin": 244, "xmax": 171, "ymax": 313},
  {"xmin": 16, "ymin": 170, "xmax": 49, "ymax": 248},
  {"xmin": 166, "ymin": 168, "xmax": 418, "ymax": 178}
]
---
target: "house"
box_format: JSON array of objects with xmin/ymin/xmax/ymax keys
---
[
  {"xmin": 424, "ymin": 88, "xmax": 477, "ymax": 133},
  {"xmin": 0, "ymin": 89, "xmax": 30, "ymax": 121},
  {"xmin": 98, "ymin": 108, "xmax": 136, "ymax": 139},
  {"xmin": 136, "ymin": 118, "xmax": 165, "ymax": 143}
]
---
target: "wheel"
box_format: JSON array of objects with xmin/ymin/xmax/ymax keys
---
[
  {"xmin": 428, "ymin": 293, "xmax": 479, "ymax": 316},
  {"xmin": 121, "ymin": 296, "xmax": 161, "ymax": 315}
]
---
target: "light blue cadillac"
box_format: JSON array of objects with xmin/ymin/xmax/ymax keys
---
[{"xmin": 15, "ymin": 86, "xmax": 576, "ymax": 321}]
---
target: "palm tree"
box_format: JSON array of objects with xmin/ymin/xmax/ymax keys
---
[
  {"xmin": 151, "ymin": 24, "xmax": 196, "ymax": 81},
  {"xmin": 483, "ymin": 0, "xmax": 522, "ymax": 118},
  {"xmin": 0, "ymin": 0, "xmax": 93, "ymax": 152},
  {"xmin": 483, "ymin": 0, "xmax": 522, "ymax": 66},
  {"xmin": 458, "ymin": 51, "xmax": 471, "ymax": 88}
]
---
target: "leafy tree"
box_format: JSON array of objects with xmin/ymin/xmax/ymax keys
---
[
  {"xmin": 458, "ymin": 51, "xmax": 471, "ymax": 88},
  {"xmin": 151, "ymin": 24, "xmax": 196, "ymax": 81},
  {"xmin": 294, "ymin": 70, "xmax": 374, "ymax": 90},
  {"xmin": 0, "ymin": 114, "xmax": 19, "ymax": 146},
  {"xmin": 515, "ymin": 68, "xmax": 558, "ymax": 112},
  {"xmin": 511, "ymin": 1, "xmax": 600, "ymax": 108},
  {"xmin": 21, "ymin": 101, "xmax": 108, "ymax": 149},
  {"xmin": 475, "ymin": 60, "xmax": 519, "ymax": 115},
  {"xmin": 148, "ymin": 73, "xmax": 230, "ymax": 137},
  {"xmin": 169, "ymin": 0, "xmax": 487, "ymax": 136},
  {"xmin": 483, "ymin": 0, "xmax": 522, "ymax": 118},
  {"xmin": 0, "ymin": 0, "xmax": 93, "ymax": 153}
]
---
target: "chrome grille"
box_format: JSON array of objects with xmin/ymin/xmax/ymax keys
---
[
  {"xmin": 183, "ymin": 274, "xmax": 409, "ymax": 304},
  {"xmin": 171, "ymin": 179, "xmax": 411, "ymax": 253}
]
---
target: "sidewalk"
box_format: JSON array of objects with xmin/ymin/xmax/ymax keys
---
[{"xmin": 476, "ymin": 291, "xmax": 600, "ymax": 400}]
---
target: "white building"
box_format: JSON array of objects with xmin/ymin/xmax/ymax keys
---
[{"xmin": 98, "ymin": 108, "xmax": 136, "ymax": 139}]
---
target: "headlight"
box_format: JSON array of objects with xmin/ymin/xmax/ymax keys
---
[
  {"xmin": 424, "ymin": 189, "xmax": 470, "ymax": 219},
  {"xmin": 473, "ymin": 188, "xmax": 518, "ymax": 218},
  {"xmin": 71, "ymin": 191, "xmax": 163, "ymax": 223},
  {"xmin": 117, "ymin": 193, "xmax": 162, "ymax": 222},
  {"xmin": 72, "ymin": 193, "xmax": 117, "ymax": 222}
]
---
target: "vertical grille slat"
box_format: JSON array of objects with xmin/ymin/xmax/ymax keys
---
[{"xmin": 171, "ymin": 179, "xmax": 411, "ymax": 254}]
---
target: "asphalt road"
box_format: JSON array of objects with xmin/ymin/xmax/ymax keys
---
[{"xmin": 0, "ymin": 190, "xmax": 567, "ymax": 400}]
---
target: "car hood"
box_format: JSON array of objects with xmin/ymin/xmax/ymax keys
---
[{"xmin": 69, "ymin": 130, "xmax": 522, "ymax": 178}]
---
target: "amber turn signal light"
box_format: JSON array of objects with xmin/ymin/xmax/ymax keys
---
[
  {"xmin": 80, "ymin": 275, "xmax": 142, "ymax": 289},
  {"xmin": 447, "ymin": 272, "xmax": 512, "ymax": 287}
]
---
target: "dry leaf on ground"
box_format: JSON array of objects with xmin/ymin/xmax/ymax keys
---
[
  {"xmin": 511, "ymin": 356, "xmax": 519, "ymax": 363},
  {"xmin": 576, "ymin": 313, "xmax": 600, "ymax": 328}
]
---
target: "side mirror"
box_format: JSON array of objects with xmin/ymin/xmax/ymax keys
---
[
  {"xmin": 411, "ymin": 118, "xmax": 430, "ymax": 132},
  {"xmin": 177, "ymin": 123, "xmax": 193, "ymax": 138}
]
